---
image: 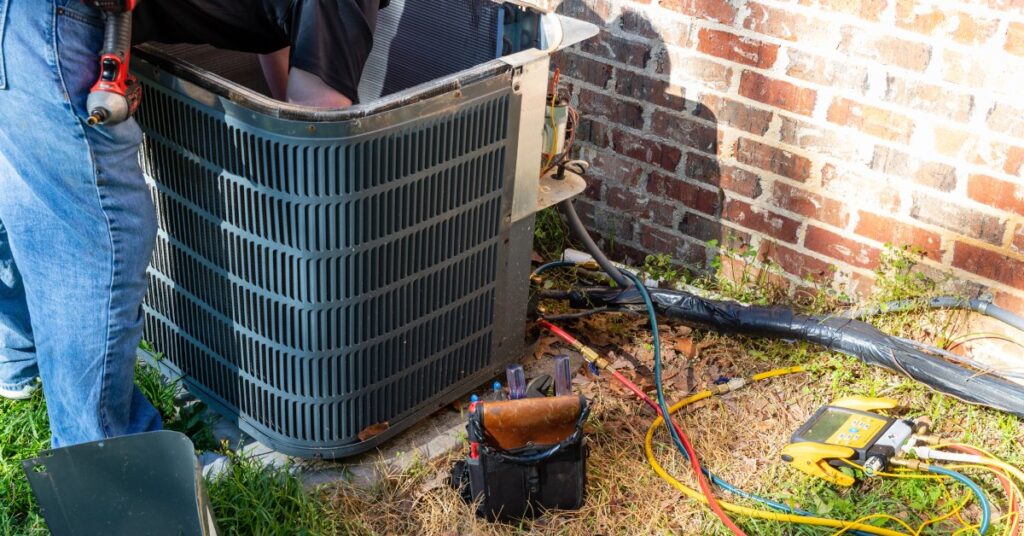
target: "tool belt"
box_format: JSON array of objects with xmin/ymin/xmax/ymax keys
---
[{"xmin": 451, "ymin": 395, "xmax": 589, "ymax": 521}]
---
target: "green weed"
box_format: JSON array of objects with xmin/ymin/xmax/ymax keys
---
[
  {"xmin": 533, "ymin": 207, "xmax": 570, "ymax": 261},
  {"xmin": 206, "ymin": 449, "xmax": 335, "ymax": 536},
  {"xmin": 0, "ymin": 391, "xmax": 49, "ymax": 535}
]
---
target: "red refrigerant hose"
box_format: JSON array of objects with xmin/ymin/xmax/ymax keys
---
[{"xmin": 537, "ymin": 319, "xmax": 749, "ymax": 536}]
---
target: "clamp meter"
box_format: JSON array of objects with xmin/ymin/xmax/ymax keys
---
[{"xmin": 781, "ymin": 397, "xmax": 915, "ymax": 486}]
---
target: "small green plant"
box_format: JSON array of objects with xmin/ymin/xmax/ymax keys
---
[
  {"xmin": 704, "ymin": 238, "xmax": 786, "ymax": 306},
  {"xmin": 873, "ymin": 244, "xmax": 937, "ymax": 304},
  {"xmin": 533, "ymin": 207, "xmax": 569, "ymax": 260},
  {"xmin": 135, "ymin": 359, "xmax": 219, "ymax": 452},
  {"xmin": 207, "ymin": 449, "xmax": 335, "ymax": 536},
  {"xmin": 642, "ymin": 253, "xmax": 680, "ymax": 284}
]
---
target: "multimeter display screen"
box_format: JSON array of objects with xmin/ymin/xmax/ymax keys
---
[{"xmin": 803, "ymin": 409, "xmax": 853, "ymax": 442}]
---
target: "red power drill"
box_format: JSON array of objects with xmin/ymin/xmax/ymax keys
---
[{"xmin": 85, "ymin": 0, "xmax": 142, "ymax": 126}]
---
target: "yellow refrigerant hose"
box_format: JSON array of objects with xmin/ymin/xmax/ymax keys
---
[{"xmin": 642, "ymin": 366, "xmax": 918, "ymax": 536}]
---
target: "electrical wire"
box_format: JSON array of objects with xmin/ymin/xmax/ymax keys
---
[
  {"xmin": 914, "ymin": 445, "xmax": 1024, "ymax": 488},
  {"xmin": 643, "ymin": 381, "xmax": 914, "ymax": 536},
  {"xmin": 607, "ymin": 268, "xmax": 750, "ymax": 535},
  {"xmin": 532, "ymin": 259, "xmax": 578, "ymax": 278},
  {"xmin": 559, "ymin": 200, "xmax": 630, "ymax": 287},
  {"xmin": 926, "ymin": 465, "xmax": 992, "ymax": 535},
  {"xmin": 537, "ymin": 318, "xmax": 882, "ymax": 536},
  {"xmin": 848, "ymin": 296, "xmax": 1024, "ymax": 334},
  {"xmin": 947, "ymin": 332, "xmax": 1024, "ymax": 352}
]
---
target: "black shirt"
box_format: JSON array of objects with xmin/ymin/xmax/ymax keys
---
[{"xmin": 133, "ymin": 0, "xmax": 385, "ymax": 102}]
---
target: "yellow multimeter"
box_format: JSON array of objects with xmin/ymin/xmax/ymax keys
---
[{"xmin": 781, "ymin": 397, "xmax": 914, "ymax": 486}]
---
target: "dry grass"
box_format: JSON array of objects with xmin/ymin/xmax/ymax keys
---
[{"xmin": 314, "ymin": 309, "xmax": 1024, "ymax": 536}]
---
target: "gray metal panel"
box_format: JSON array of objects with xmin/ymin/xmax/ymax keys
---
[{"xmin": 23, "ymin": 431, "xmax": 216, "ymax": 536}]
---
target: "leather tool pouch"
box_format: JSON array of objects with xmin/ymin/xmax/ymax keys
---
[{"xmin": 452, "ymin": 395, "xmax": 589, "ymax": 521}]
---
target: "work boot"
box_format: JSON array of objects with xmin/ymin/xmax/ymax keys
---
[{"xmin": 0, "ymin": 379, "xmax": 38, "ymax": 401}]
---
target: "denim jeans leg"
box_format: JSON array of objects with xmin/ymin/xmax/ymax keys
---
[
  {"xmin": 0, "ymin": 0, "xmax": 161, "ymax": 447},
  {"xmin": 0, "ymin": 216, "xmax": 37, "ymax": 391}
]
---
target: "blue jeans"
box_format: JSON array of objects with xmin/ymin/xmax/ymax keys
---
[{"xmin": 0, "ymin": 0, "xmax": 161, "ymax": 447}]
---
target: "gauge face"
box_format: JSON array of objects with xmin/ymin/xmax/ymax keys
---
[{"xmin": 795, "ymin": 407, "xmax": 892, "ymax": 450}]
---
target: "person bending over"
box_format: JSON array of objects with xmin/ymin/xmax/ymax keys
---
[{"xmin": 133, "ymin": 0, "xmax": 388, "ymax": 107}]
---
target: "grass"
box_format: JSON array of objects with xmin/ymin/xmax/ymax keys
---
[
  {"xmin": 0, "ymin": 359, "xmax": 334, "ymax": 536},
  {"xmin": 0, "ymin": 390, "xmax": 49, "ymax": 535},
  {"xmin": 0, "ymin": 243, "xmax": 1021, "ymax": 535}
]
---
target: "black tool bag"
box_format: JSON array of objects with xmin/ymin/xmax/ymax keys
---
[{"xmin": 451, "ymin": 395, "xmax": 589, "ymax": 521}]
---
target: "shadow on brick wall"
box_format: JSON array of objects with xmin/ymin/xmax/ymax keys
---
[{"xmin": 551, "ymin": 0, "xmax": 747, "ymax": 273}]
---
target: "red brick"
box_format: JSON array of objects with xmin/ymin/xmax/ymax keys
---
[
  {"xmin": 723, "ymin": 199, "xmax": 801, "ymax": 242},
  {"xmin": 798, "ymin": 0, "xmax": 887, "ymax": 21},
  {"xmin": 679, "ymin": 210, "xmax": 737, "ymax": 242},
  {"xmin": 771, "ymin": 182, "xmax": 850, "ymax": 228},
  {"xmin": 967, "ymin": 174, "xmax": 1024, "ymax": 216},
  {"xmin": 929, "ymin": 124, "xmax": 1020, "ymax": 174},
  {"xmin": 739, "ymin": 71, "xmax": 817, "ymax": 116},
  {"xmin": 779, "ymin": 116, "xmax": 874, "ymax": 162},
  {"xmin": 577, "ymin": 117, "xmax": 610, "ymax": 149},
  {"xmin": 578, "ymin": 89, "xmax": 644, "ymax": 129},
  {"xmin": 639, "ymin": 224, "xmax": 708, "ymax": 267},
  {"xmin": 785, "ymin": 49, "xmax": 869, "ymax": 93},
  {"xmin": 1007, "ymin": 146, "xmax": 1024, "ymax": 176},
  {"xmin": 582, "ymin": 31, "xmax": 652, "ymax": 69},
  {"xmin": 684, "ymin": 152, "xmax": 764, "ymax": 199},
  {"xmin": 885, "ymin": 75, "xmax": 974, "ymax": 122},
  {"xmin": 762, "ymin": 242, "xmax": 833, "ymax": 280},
  {"xmin": 986, "ymin": 102, "xmax": 1024, "ymax": 139},
  {"xmin": 552, "ymin": 51, "xmax": 613, "ymax": 89},
  {"xmin": 696, "ymin": 28, "xmax": 779, "ymax": 69},
  {"xmin": 610, "ymin": 129, "xmax": 683, "ymax": 172},
  {"xmin": 839, "ymin": 29, "xmax": 932, "ymax": 72},
  {"xmin": 1013, "ymin": 223, "xmax": 1024, "ymax": 255},
  {"xmin": 821, "ymin": 163, "xmax": 901, "ymax": 212},
  {"xmin": 650, "ymin": 110, "xmax": 719, "ymax": 155},
  {"xmin": 606, "ymin": 187, "xmax": 676, "ymax": 227},
  {"xmin": 804, "ymin": 225, "xmax": 881, "ymax": 269},
  {"xmin": 660, "ymin": 0, "xmax": 737, "ymax": 24},
  {"xmin": 692, "ymin": 94, "xmax": 773, "ymax": 136},
  {"xmin": 854, "ymin": 212, "xmax": 943, "ymax": 259},
  {"xmin": 557, "ymin": 0, "xmax": 612, "ymax": 25},
  {"xmin": 656, "ymin": 49, "xmax": 734, "ymax": 93},
  {"xmin": 1008, "ymin": 22, "xmax": 1024, "ymax": 57},
  {"xmin": 895, "ymin": 2, "xmax": 998, "ymax": 45},
  {"xmin": 870, "ymin": 146, "xmax": 957, "ymax": 192},
  {"xmin": 827, "ymin": 97, "xmax": 915, "ymax": 143},
  {"xmin": 647, "ymin": 171, "xmax": 722, "ymax": 215},
  {"xmin": 910, "ymin": 193, "xmax": 1006, "ymax": 245},
  {"xmin": 993, "ymin": 291, "xmax": 1024, "ymax": 315},
  {"xmin": 734, "ymin": 138, "xmax": 812, "ymax": 182},
  {"xmin": 743, "ymin": 3, "xmax": 831, "ymax": 46},
  {"xmin": 953, "ymin": 242, "xmax": 1024, "ymax": 288},
  {"xmin": 619, "ymin": 8, "xmax": 662, "ymax": 40},
  {"xmin": 614, "ymin": 69, "xmax": 686, "ymax": 110},
  {"xmin": 589, "ymin": 152, "xmax": 645, "ymax": 187}
]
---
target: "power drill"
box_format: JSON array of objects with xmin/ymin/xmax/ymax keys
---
[{"xmin": 85, "ymin": 0, "xmax": 142, "ymax": 126}]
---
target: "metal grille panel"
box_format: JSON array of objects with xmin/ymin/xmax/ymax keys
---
[{"xmin": 134, "ymin": 57, "xmax": 527, "ymax": 458}]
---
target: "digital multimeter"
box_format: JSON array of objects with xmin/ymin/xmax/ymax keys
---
[{"xmin": 781, "ymin": 397, "xmax": 915, "ymax": 486}]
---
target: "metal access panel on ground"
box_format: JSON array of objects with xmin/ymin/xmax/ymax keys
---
[{"xmin": 131, "ymin": 0, "xmax": 594, "ymax": 459}]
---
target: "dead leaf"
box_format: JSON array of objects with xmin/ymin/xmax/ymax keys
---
[
  {"xmin": 533, "ymin": 335, "xmax": 563, "ymax": 359},
  {"xmin": 357, "ymin": 422, "xmax": 390, "ymax": 442},
  {"xmin": 531, "ymin": 251, "xmax": 545, "ymax": 263},
  {"xmin": 673, "ymin": 337, "xmax": 698, "ymax": 360}
]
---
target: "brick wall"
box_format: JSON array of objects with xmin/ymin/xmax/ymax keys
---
[{"xmin": 544, "ymin": 0, "xmax": 1024, "ymax": 309}]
